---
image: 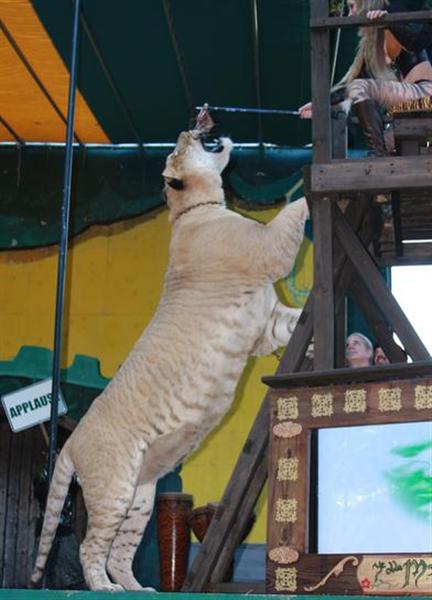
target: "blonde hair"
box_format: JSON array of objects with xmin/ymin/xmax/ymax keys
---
[{"xmin": 340, "ymin": 0, "xmax": 397, "ymax": 84}]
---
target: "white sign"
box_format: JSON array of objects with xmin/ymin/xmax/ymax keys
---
[{"xmin": 1, "ymin": 378, "xmax": 68, "ymax": 433}]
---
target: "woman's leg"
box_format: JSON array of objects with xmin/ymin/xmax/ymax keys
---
[
  {"xmin": 347, "ymin": 78, "xmax": 432, "ymax": 155},
  {"xmin": 348, "ymin": 78, "xmax": 432, "ymax": 109}
]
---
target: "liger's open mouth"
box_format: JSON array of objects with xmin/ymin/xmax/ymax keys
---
[
  {"xmin": 193, "ymin": 103, "xmax": 224, "ymax": 152},
  {"xmin": 199, "ymin": 135, "xmax": 224, "ymax": 153}
]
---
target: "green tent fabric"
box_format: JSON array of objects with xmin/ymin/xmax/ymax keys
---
[
  {"xmin": 0, "ymin": 144, "xmax": 314, "ymax": 249},
  {"xmin": 30, "ymin": 0, "xmax": 313, "ymax": 146},
  {"xmin": 1, "ymin": 142, "xmax": 369, "ymax": 249}
]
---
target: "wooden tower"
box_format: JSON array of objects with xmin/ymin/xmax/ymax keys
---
[{"xmin": 183, "ymin": 0, "xmax": 432, "ymax": 594}]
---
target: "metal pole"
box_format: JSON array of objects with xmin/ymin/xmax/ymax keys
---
[
  {"xmin": 330, "ymin": 2, "xmax": 344, "ymax": 86},
  {"xmin": 331, "ymin": 27, "xmax": 341, "ymax": 86},
  {"xmin": 47, "ymin": 0, "xmax": 81, "ymax": 483},
  {"xmin": 251, "ymin": 0, "xmax": 263, "ymax": 147}
]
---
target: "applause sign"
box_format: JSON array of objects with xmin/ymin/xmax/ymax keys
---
[{"xmin": 1, "ymin": 378, "xmax": 67, "ymax": 432}]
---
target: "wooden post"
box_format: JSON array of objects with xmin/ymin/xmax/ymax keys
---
[
  {"xmin": 310, "ymin": 0, "xmax": 333, "ymax": 368},
  {"xmin": 311, "ymin": 0, "xmax": 331, "ymax": 163},
  {"xmin": 334, "ymin": 291, "xmax": 347, "ymax": 367},
  {"xmin": 390, "ymin": 191, "xmax": 404, "ymax": 256},
  {"xmin": 332, "ymin": 110, "xmax": 347, "ymax": 159},
  {"xmin": 312, "ymin": 196, "xmax": 334, "ymax": 369}
]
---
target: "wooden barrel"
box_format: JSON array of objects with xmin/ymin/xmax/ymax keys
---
[
  {"xmin": 188, "ymin": 502, "xmax": 256, "ymax": 582},
  {"xmin": 156, "ymin": 492, "xmax": 193, "ymax": 591},
  {"xmin": 188, "ymin": 502, "xmax": 218, "ymax": 542}
]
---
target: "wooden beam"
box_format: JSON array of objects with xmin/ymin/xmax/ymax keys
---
[
  {"xmin": 334, "ymin": 199, "xmax": 409, "ymax": 365},
  {"xmin": 400, "ymin": 138, "xmax": 421, "ymax": 155},
  {"xmin": 332, "ymin": 109, "xmax": 347, "ymax": 159},
  {"xmin": 348, "ymin": 278, "xmax": 408, "ymax": 363},
  {"xmin": 394, "ymin": 116, "xmax": 432, "ymax": 140},
  {"xmin": 403, "ymin": 229, "xmax": 432, "ymax": 239},
  {"xmin": 210, "ymin": 445, "xmax": 267, "ymax": 583},
  {"xmin": 330, "ymin": 200, "xmax": 394, "ymax": 364},
  {"xmin": 377, "ymin": 242, "xmax": 432, "ymax": 266},
  {"xmin": 378, "ymin": 256, "xmax": 432, "ymax": 266},
  {"xmin": 312, "ymin": 197, "xmax": 335, "ymax": 369},
  {"xmin": 311, "ymin": 156, "xmax": 432, "ymax": 193},
  {"xmin": 335, "ymin": 211, "xmax": 423, "ymax": 362},
  {"xmin": 391, "ymin": 191, "xmax": 404, "ymax": 256},
  {"xmin": 263, "ymin": 359, "xmax": 432, "ymax": 389},
  {"xmin": 15, "ymin": 430, "xmax": 32, "ymax": 586},
  {"xmin": 311, "ymin": 10, "xmax": 432, "ymax": 29},
  {"xmin": 321, "ymin": 194, "xmax": 375, "ymax": 368},
  {"xmin": 334, "ymin": 290, "xmax": 346, "ymax": 367},
  {"xmin": 313, "ymin": 193, "xmax": 374, "ymax": 367},
  {"xmin": 311, "ymin": 0, "xmax": 331, "ymax": 163},
  {"xmin": 2, "ymin": 430, "xmax": 22, "ymax": 587},
  {"xmin": 0, "ymin": 423, "xmax": 10, "ymax": 586},
  {"xmin": 333, "ymin": 204, "xmax": 430, "ymax": 360},
  {"xmin": 333, "ymin": 197, "xmax": 376, "ymax": 295}
]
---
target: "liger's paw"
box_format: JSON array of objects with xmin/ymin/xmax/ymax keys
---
[{"xmin": 29, "ymin": 571, "xmax": 43, "ymax": 588}]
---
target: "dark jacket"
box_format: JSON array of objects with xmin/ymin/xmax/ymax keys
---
[{"xmin": 388, "ymin": 0, "xmax": 432, "ymax": 55}]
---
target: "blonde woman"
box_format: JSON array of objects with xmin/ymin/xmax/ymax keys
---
[{"xmin": 299, "ymin": 0, "xmax": 432, "ymax": 156}]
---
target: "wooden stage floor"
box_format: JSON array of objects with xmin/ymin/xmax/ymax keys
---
[{"xmin": 1, "ymin": 591, "xmax": 432, "ymax": 599}]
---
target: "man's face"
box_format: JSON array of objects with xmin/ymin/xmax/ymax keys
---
[
  {"xmin": 346, "ymin": 334, "xmax": 372, "ymax": 366},
  {"xmin": 347, "ymin": 0, "xmax": 358, "ymax": 15},
  {"xmin": 374, "ymin": 346, "xmax": 390, "ymax": 365}
]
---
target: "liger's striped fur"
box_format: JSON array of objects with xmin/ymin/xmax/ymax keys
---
[{"xmin": 31, "ymin": 130, "xmax": 309, "ymax": 592}]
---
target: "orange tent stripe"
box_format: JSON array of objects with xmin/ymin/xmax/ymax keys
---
[
  {"xmin": 0, "ymin": 120, "xmax": 16, "ymax": 142},
  {"xmin": 0, "ymin": 0, "xmax": 110, "ymax": 143}
]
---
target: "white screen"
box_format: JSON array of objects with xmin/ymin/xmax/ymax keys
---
[{"xmin": 318, "ymin": 422, "xmax": 432, "ymax": 553}]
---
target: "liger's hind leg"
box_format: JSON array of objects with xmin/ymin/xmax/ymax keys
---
[
  {"xmin": 107, "ymin": 480, "xmax": 157, "ymax": 591},
  {"xmin": 79, "ymin": 482, "xmax": 137, "ymax": 591}
]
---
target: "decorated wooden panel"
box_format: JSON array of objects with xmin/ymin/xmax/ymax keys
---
[
  {"xmin": 272, "ymin": 378, "xmax": 432, "ymax": 429},
  {"xmin": 266, "ymin": 374, "xmax": 432, "ymax": 595},
  {"xmin": 268, "ymin": 553, "xmax": 432, "ymax": 594}
]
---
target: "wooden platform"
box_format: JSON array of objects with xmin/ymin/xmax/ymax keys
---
[
  {"xmin": 263, "ymin": 360, "xmax": 432, "ymax": 389},
  {"xmin": 310, "ymin": 156, "xmax": 432, "ymax": 194}
]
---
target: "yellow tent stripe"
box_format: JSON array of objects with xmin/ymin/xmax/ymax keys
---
[{"xmin": 0, "ymin": 0, "xmax": 110, "ymax": 143}]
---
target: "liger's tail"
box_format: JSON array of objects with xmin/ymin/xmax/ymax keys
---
[{"xmin": 30, "ymin": 444, "xmax": 75, "ymax": 586}]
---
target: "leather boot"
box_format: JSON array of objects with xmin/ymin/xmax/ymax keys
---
[{"xmin": 352, "ymin": 99, "xmax": 388, "ymax": 157}]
